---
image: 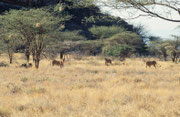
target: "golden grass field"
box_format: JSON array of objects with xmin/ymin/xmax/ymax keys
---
[{"xmin": 0, "ymin": 53, "xmax": 180, "ymax": 117}]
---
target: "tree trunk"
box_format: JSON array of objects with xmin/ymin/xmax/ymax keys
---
[
  {"xmin": 172, "ymin": 58, "xmax": 175, "ymax": 63},
  {"xmin": 34, "ymin": 53, "xmax": 41, "ymax": 69},
  {"xmin": 32, "ymin": 52, "xmax": 36, "ymax": 63},
  {"xmin": 60, "ymin": 51, "xmax": 64, "ymax": 59},
  {"xmin": 26, "ymin": 53, "xmax": 30, "ymax": 63},
  {"xmin": 31, "ymin": 47, "xmax": 36, "ymax": 63},
  {"xmin": 35, "ymin": 59, "xmax": 40, "ymax": 69},
  {"xmin": 9, "ymin": 56, "xmax": 12, "ymax": 64},
  {"xmin": 171, "ymin": 51, "xmax": 177, "ymax": 63},
  {"xmin": 8, "ymin": 48, "xmax": 13, "ymax": 64},
  {"xmin": 25, "ymin": 40, "xmax": 32, "ymax": 64},
  {"xmin": 33, "ymin": 55, "xmax": 35, "ymax": 63},
  {"xmin": 163, "ymin": 52, "xmax": 167, "ymax": 61},
  {"xmin": 8, "ymin": 54, "xmax": 13, "ymax": 64},
  {"xmin": 25, "ymin": 49, "xmax": 30, "ymax": 64}
]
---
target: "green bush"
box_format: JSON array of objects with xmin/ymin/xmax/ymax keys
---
[
  {"xmin": 103, "ymin": 45, "xmax": 132, "ymax": 57},
  {"xmin": 105, "ymin": 32, "xmax": 146, "ymax": 55},
  {"xmin": 59, "ymin": 30, "xmax": 87, "ymax": 41},
  {"xmin": 89, "ymin": 25, "xmax": 125, "ymax": 39}
]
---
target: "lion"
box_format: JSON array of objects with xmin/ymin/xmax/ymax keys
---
[
  {"xmin": 105, "ymin": 58, "xmax": 112, "ymax": 66},
  {"xmin": 52, "ymin": 60, "xmax": 64, "ymax": 68},
  {"xmin": 146, "ymin": 61, "xmax": 157, "ymax": 68}
]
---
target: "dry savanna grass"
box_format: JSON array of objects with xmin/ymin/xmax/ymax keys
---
[{"xmin": 0, "ymin": 54, "xmax": 180, "ymax": 117}]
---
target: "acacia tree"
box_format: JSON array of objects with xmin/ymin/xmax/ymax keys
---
[
  {"xmin": 106, "ymin": 32, "xmax": 145, "ymax": 52},
  {"xmin": 0, "ymin": 6, "xmax": 71, "ymax": 68},
  {"xmin": 97, "ymin": 0, "xmax": 180, "ymax": 22},
  {"xmin": 148, "ymin": 36, "xmax": 180, "ymax": 62},
  {"xmin": 103, "ymin": 31, "xmax": 145, "ymax": 59},
  {"xmin": 0, "ymin": 32, "xmax": 20, "ymax": 64},
  {"xmin": 148, "ymin": 39, "xmax": 168, "ymax": 61},
  {"xmin": 166, "ymin": 36, "xmax": 180, "ymax": 63}
]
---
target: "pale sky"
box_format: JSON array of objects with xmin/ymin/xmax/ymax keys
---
[
  {"xmin": 100, "ymin": 6, "xmax": 180, "ymax": 39},
  {"xmin": 128, "ymin": 16, "xmax": 180, "ymax": 39}
]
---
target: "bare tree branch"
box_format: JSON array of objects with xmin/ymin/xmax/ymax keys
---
[{"xmin": 97, "ymin": 0, "xmax": 180, "ymax": 22}]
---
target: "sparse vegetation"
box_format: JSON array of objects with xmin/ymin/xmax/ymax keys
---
[
  {"xmin": 0, "ymin": 1, "xmax": 179, "ymax": 117},
  {"xmin": 21, "ymin": 77, "xmax": 28, "ymax": 83},
  {"xmin": 0, "ymin": 54, "xmax": 179, "ymax": 117},
  {"xmin": 0, "ymin": 108, "xmax": 10, "ymax": 117}
]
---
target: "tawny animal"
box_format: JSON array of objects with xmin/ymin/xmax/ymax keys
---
[
  {"xmin": 146, "ymin": 61, "xmax": 157, "ymax": 68},
  {"xmin": 52, "ymin": 60, "xmax": 64, "ymax": 68},
  {"xmin": 105, "ymin": 58, "xmax": 112, "ymax": 66}
]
